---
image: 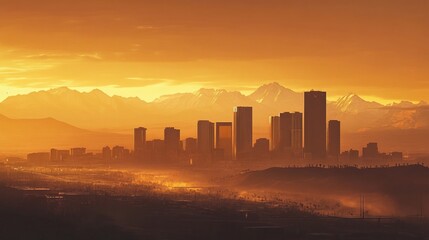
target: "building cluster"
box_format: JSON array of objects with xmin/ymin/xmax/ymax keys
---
[
  {"xmin": 132, "ymin": 122, "xmax": 233, "ymax": 164},
  {"xmin": 27, "ymin": 146, "xmax": 132, "ymax": 163},
  {"xmin": 131, "ymin": 91, "xmax": 342, "ymax": 163},
  {"xmin": 341, "ymin": 142, "xmax": 403, "ymax": 161},
  {"xmin": 27, "ymin": 90, "xmax": 403, "ymax": 164}
]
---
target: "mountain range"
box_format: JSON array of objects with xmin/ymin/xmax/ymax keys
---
[{"xmin": 0, "ymin": 82, "xmax": 428, "ymax": 153}]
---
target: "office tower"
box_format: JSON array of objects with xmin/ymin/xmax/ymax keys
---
[
  {"xmin": 112, "ymin": 146, "xmax": 125, "ymax": 160},
  {"xmin": 342, "ymin": 149, "xmax": 359, "ymax": 160},
  {"xmin": 102, "ymin": 146, "xmax": 112, "ymax": 161},
  {"xmin": 50, "ymin": 149, "xmax": 70, "ymax": 161},
  {"xmin": 50, "ymin": 148, "xmax": 58, "ymax": 161},
  {"xmin": 146, "ymin": 139, "xmax": 165, "ymax": 161},
  {"xmin": 291, "ymin": 112, "xmax": 303, "ymax": 151},
  {"xmin": 164, "ymin": 127, "xmax": 181, "ymax": 160},
  {"xmin": 152, "ymin": 139, "xmax": 165, "ymax": 154},
  {"xmin": 328, "ymin": 120, "xmax": 341, "ymax": 158},
  {"xmin": 216, "ymin": 122, "xmax": 232, "ymax": 160},
  {"xmin": 71, "ymin": 147, "xmax": 86, "ymax": 158},
  {"xmin": 304, "ymin": 91, "xmax": 327, "ymax": 159},
  {"xmin": 349, "ymin": 149, "xmax": 359, "ymax": 160},
  {"xmin": 362, "ymin": 142, "xmax": 379, "ymax": 158},
  {"xmin": 134, "ymin": 127, "xmax": 147, "ymax": 160},
  {"xmin": 279, "ymin": 112, "xmax": 293, "ymax": 152},
  {"xmin": 254, "ymin": 138, "xmax": 270, "ymax": 158},
  {"xmin": 233, "ymin": 107, "xmax": 253, "ymax": 160},
  {"xmin": 197, "ymin": 120, "xmax": 215, "ymax": 161},
  {"xmin": 184, "ymin": 137, "xmax": 197, "ymax": 154},
  {"xmin": 269, "ymin": 116, "xmax": 280, "ymax": 151}
]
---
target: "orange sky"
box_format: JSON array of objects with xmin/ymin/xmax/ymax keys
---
[{"xmin": 0, "ymin": 0, "xmax": 428, "ymax": 103}]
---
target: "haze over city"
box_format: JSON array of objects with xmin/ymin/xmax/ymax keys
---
[{"xmin": 1, "ymin": 1, "xmax": 429, "ymax": 240}]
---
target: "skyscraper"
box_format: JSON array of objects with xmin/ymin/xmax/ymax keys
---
[
  {"xmin": 197, "ymin": 120, "xmax": 215, "ymax": 161},
  {"xmin": 279, "ymin": 112, "xmax": 293, "ymax": 152},
  {"xmin": 269, "ymin": 116, "xmax": 280, "ymax": 151},
  {"xmin": 363, "ymin": 142, "xmax": 379, "ymax": 159},
  {"xmin": 184, "ymin": 137, "xmax": 197, "ymax": 154},
  {"xmin": 112, "ymin": 146, "xmax": 126, "ymax": 161},
  {"xmin": 134, "ymin": 127, "xmax": 147, "ymax": 160},
  {"xmin": 291, "ymin": 112, "xmax": 303, "ymax": 151},
  {"xmin": 102, "ymin": 146, "xmax": 112, "ymax": 162},
  {"xmin": 304, "ymin": 91, "xmax": 327, "ymax": 159},
  {"xmin": 164, "ymin": 127, "xmax": 181, "ymax": 160},
  {"xmin": 71, "ymin": 147, "xmax": 86, "ymax": 158},
  {"xmin": 328, "ymin": 120, "xmax": 341, "ymax": 158},
  {"xmin": 50, "ymin": 149, "xmax": 70, "ymax": 161},
  {"xmin": 233, "ymin": 106, "xmax": 253, "ymax": 160},
  {"xmin": 216, "ymin": 122, "xmax": 232, "ymax": 160}
]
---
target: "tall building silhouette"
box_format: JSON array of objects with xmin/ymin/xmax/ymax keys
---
[
  {"xmin": 164, "ymin": 127, "xmax": 181, "ymax": 160},
  {"xmin": 134, "ymin": 127, "xmax": 147, "ymax": 160},
  {"xmin": 112, "ymin": 146, "xmax": 126, "ymax": 160},
  {"xmin": 71, "ymin": 147, "xmax": 86, "ymax": 158},
  {"xmin": 197, "ymin": 120, "xmax": 214, "ymax": 161},
  {"xmin": 147, "ymin": 139, "xmax": 165, "ymax": 161},
  {"xmin": 291, "ymin": 112, "xmax": 303, "ymax": 152},
  {"xmin": 363, "ymin": 142, "xmax": 378, "ymax": 158},
  {"xmin": 184, "ymin": 137, "xmax": 197, "ymax": 154},
  {"xmin": 328, "ymin": 120, "xmax": 341, "ymax": 158},
  {"xmin": 233, "ymin": 106, "xmax": 253, "ymax": 160},
  {"xmin": 304, "ymin": 91, "xmax": 327, "ymax": 159},
  {"xmin": 269, "ymin": 116, "xmax": 280, "ymax": 151},
  {"xmin": 50, "ymin": 149, "xmax": 70, "ymax": 161},
  {"xmin": 254, "ymin": 138, "xmax": 270, "ymax": 158},
  {"xmin": 102, "ymin": 146, "xmax": 112, "ymax": 162},
  {"xmin": 279, "ymin": 112, "xmax": 293, "ymax": 152},
  {"xmin": 216, "ymin": 122, "xmax": 232, "ymax": 160}
]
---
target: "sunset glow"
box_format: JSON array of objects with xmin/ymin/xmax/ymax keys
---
[{"xmin": 1, "ymin": 0, "xmax": 428, "ymax": 102}]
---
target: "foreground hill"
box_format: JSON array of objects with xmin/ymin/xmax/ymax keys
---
[
  {"xmin": 231, "ymin": 165, "xmax": 429, "ymax": 216},
  {"xmin": 0, "ymin": 114, "xmax": 131, "ymax": 153}
]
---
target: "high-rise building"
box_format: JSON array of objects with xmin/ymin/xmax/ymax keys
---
[
  {"xmin": 328, "ymin": 120, "xmax": 341, "ymax": 158},
  {"xmin": 253, "ymin": 138, "xmax": 270, "ymax": 158},
  {"xmin": 71, "ymin": 147, "xmax": 86, "ymax": 158},
  {"xmin": 269, "ymin": 116, "xmax": 280, "ymax": 151},
  {"xmin": 50, "ymin": 148, "xmax": 58, "ymax": 161},
  {"xmin": 216, "ymin": 122, "xmax": 232, "ymax": 160},
  {"xmin": 50, "ymin": 149, "xmax": 70, "ymax": 161},
  {"xmin": 197, "ymin": 120, "xmax": 215, "ymax": 161},
  {"xmin": 146, "ymin": 139, "xmax": 165, "ymax": 161},
  {"xmin": 341, "ymin": 149, "xmax": 359, "ymax": 160},
  {"xmin": 102, "ymin": 146, "xmax": 112, "ymax": 161},
  {"xmin": 279, "ymin": 112, "xmax": 293, "ymax": 152},
  {"xmin": 233, "ymin": 107, "xmax": 253, "ymax": 160},
  {"xmin": 363, "ymin": 142, "xmax": 379, "ymax": 158},
  {"xmin": 291, "ymin": 112, "xmax": 303, "ymax": 151},
  {"xmin": 134, "ymin": 127, "xmax": 147, "ymax": 160},
  {"xmin": 164, "ymin": 127, "xmax": 181, "ymax": 160},
  {"xmin": 304, "ymin": 91, "xmax": 327, "ymax": 159},
  {"xmin": 111, "ymin": 146, "xmax": 130, "ymax": 160},
  {"xmin": 184, "ymin": 137, "xmax": 197, "ymax": 154}
]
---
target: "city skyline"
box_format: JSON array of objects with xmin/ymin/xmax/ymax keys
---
[
  {"xmin": 1, "ymin": 2, "xmax": 428, "ymax": 239},
  {"xmin": 2, "ymin": 82, "xmax": 428, "ymax": 155},
  {"xmin": 24, "ymin": 87, "xmax": 406, "ymax": 163}
]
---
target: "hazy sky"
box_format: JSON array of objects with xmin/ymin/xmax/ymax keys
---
[{"xmin": 0, "ymin": 0, "xmax": 428, "ymax": 103}]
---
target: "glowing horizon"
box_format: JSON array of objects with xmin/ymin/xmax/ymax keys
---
[{"xmin": 0, "ymin": 0, "xmax": 428, "ymax": 103}]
